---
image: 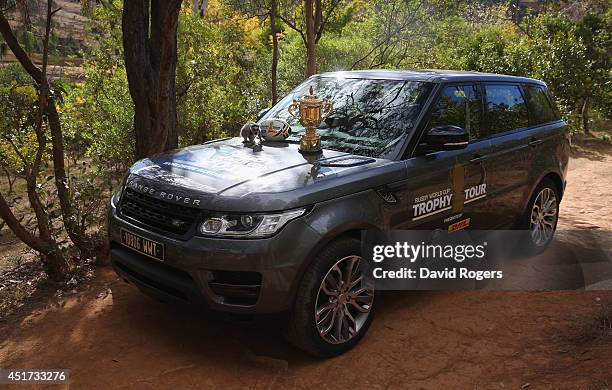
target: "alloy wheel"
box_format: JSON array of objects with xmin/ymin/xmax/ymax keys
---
[
  {"xmin": 530, "ymin": 187, "xmax": 558, "ymax": 247},
  {"xmin": 314, "ymin": 255, "xmax": 374, "ymax": 344}
]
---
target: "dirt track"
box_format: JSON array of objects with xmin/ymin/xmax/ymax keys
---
[{"xmin": 1, "ymin": 138, "xmax": 611, "ymax": 389}]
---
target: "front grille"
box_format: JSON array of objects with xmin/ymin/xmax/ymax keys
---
[{"xmin": 119, "ymin": 188, "xmax": 199, "ymax": 236}]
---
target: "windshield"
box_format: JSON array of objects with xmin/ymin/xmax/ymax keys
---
[{"xmin": 262, "ymin": 76, "xmax": 433, "ymax": 158}]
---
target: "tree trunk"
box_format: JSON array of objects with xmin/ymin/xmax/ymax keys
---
[
  {"xmin": 304, "ymin": 0, "xmax": 316, "ymax": 76},
  {"xmin": 122, "ymin": 0, "xmax": 182, "ymax": 160},
  {"xmin": 192, "ymin": 0, "xmax": 208, "ymax": 17},
  {"xmin": 1, "ymin": 166, "xmax": 14, "ymax": 195},
  {"xmin": 581, "ymin": 96, "xmax": 590, "ymax": 133},
  {"xmin": 0, "ymin": 3, "xmax": 94, "ymax": 263},
  {"xmin": 270, "ymin": 0, "xmax": 279, "ymax": 104},
  {"xmin": 0, "ymin": 191, "xmax": 68, "ymax": 279},
  {"xmin": 47, "ymin": 102, "xmax": 93, "ymax": 255}
]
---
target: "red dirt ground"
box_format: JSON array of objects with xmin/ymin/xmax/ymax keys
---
[{"xmin": 1, "ymin": 138, "xmax": 611, "ymax": 389}]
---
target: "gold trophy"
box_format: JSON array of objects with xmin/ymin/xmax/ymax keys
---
[{"xmin": 288, "ymin": 86, "xmax": 333, "ymax": 154}]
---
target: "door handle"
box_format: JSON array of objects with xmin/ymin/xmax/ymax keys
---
[
  {"xmin": 529, "ymin": 138, "xmax": 543, "ymax": 147},
  {"xmin": 469, "ymin": 154, "xmax": 487, "ymax": 164}
]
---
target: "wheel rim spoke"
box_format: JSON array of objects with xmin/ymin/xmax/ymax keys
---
[
  {"xmin": 333, "ymin": 308, "xmax": 345, "ymax": 341},
  {"xmin": 543, "ymin": 219, "xmax": 555, "ymax": 230},
  {"xmin": 344, "ymin": 256, "xmax": 358, "ymax": 287},
  {"xmin": 350, "ymin": 299, "xmax": 371, "ymax": 313},
  {"xmin": 530, "ymin": 187, "xmax": 558, "ymax": 247},
  {"xmin": 316, "ymin": 301, "xmax": 335, "ymax": 319},
  {"xmin": 322, "ymin": 280, "xmax": 338, "ymax": 297},
  {"xmin": 315, "ymin": 255, "xmax": 374, "ymax": 345},
  {"xmin": 319, "ymin": 307, "xmax": 337, "ymax": 336},
  {"xmin": 343, "ymin": 307, "xmax": 357, "ymax": 337},
  {"xmin": 349, "ymin": 275, "xmax": 363, "ymax": 289},
  {"xmin": 543, "ymin": 209, "xmax": 557, "ymax": 218}
]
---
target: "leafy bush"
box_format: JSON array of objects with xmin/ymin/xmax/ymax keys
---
[
  {"xmin": 0, "ymin": 63, "xmax": 33, "ymax": 86},
  {"xmin": 0, "ymin": 84, "xmax": 41, "ymax": 175},
  {"xmin": 176, "ymin": 3, "xmax": 270, "ymax": 144},
  {"xmin": 62, "ymin": 65, "xmax": 134, "ymax": 175}
]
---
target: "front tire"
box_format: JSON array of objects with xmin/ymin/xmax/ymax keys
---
[{"xmin": 286, "ymin": 237, "xmax": 375, "ymax": 357}]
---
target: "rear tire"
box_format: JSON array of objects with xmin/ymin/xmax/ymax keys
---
[
  {"xmin": 518, "ymin": 178, "xmax": 560, "ymax": 255},
  {"xmin": 286, "ymin": 237, "xmax": 375, "ymax": 357}
]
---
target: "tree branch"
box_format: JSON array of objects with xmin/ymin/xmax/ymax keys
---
[
  {"xmin": 0, "ymin": 190, "xmax": 52, "ymax": 255},
  {"xmin": 278, "ymin": 14, "xmax": 307, "ymax": 46},
  {"xmin": 315, "ymin": 0, "xmax": 342, "ymax": 43},
  {"xmin": 0, "ymin": 11, "xmax": 42, "ymax": 84}
]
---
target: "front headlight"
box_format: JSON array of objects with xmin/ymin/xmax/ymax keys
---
[{"xmin": 198, "ymin": 208, "xmax": 306, "ymax": 238}]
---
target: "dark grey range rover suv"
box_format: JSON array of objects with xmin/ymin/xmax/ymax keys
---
[{"xmin": 109, "ymin": 70, "xmax": 569, "ymax": 356}]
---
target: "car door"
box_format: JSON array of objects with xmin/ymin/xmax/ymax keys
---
[
  {"xmin": 521, "ymin": 83, "xmax": 568, "ymax": 207},
  {"xmin": 480, "ymin": 83, "xmax": 533, "ymax": 228},
  {"xmin": 387, "ymin": 83, "xmax": 490, "ymax": 231}
]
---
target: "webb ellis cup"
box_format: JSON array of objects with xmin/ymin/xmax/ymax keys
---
[{"xmin": 288, "ymin": 86, "xmax": 333, "ymax": 154}]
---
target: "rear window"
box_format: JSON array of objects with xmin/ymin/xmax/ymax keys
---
[
  {"xmin": 484, "ymin": 84, "xmax": 529, "ymax": 135},
  {"xmin": 523, "ymin": 84, "xmax": 558, "ymax": 125}
]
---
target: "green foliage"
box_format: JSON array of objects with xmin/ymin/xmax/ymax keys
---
[
  {"xmin": 62, "ymin": 65, "xmax": 134, "ymax": 173},
  {"xmin": 176, "ymin": 2, "xmax": 270, "ymax": 144},
  {"xmin": 18, "ymin": 29, "xmax": 38, "ymax": 55},
  {"xmin": 0, "ymin": 82, "xmax": 40, "ymax": 174},
  {"xmin": 46, "ymin": 0, "xmax": 612, "ymax": 173},
  {"xmin": 334, "ymin": 0, "xmax": 611, "ymax": 130},
  {"xmin": 276, "ymin": 32, "xmax": 307, "ymax": 94},
  {"xmin": 60, "ymin": 1, "xmax": 133, "ymax": 175},
  {"xmin": 575, "ymin": 9, "xmax": 612, "ymax": 117},
  {"xmin": 0, "ymin": 63, "xmax": 33, "ymax": 86},
  {"xmin": 63, "ymin": 0, "xmax": 272, "ymax": 173}
]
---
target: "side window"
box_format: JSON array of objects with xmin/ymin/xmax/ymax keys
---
[
  {"xmin": 484, "ymin": 84, "xmax": 529, "ymax": 135},
  {"xmin": 523, "ymin": 84, "xmax": 558, "ymax": 125},
  {"xmin": 428, "ymin": 84, "xmax": 481, "ymax": 139}
]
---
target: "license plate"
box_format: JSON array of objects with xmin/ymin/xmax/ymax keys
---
[{"xmin": 120, "ymin": 229, "xmax": 165, "ymax": 261}]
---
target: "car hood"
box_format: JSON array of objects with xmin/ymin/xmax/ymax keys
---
[{"xmin": 126, "ymin": 137, "xmax": 406, "ymax": 212}]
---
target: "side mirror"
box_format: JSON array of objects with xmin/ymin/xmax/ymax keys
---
[
  {"xmin": 424, "ymin": 125, "xmax": 469, "ymax": 150},
  {"xmin": 256, "ymin": 108, "xmax": 269, "ymax": 121}
]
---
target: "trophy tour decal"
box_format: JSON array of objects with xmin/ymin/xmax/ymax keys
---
[{"xmin": 412, "ymin": 161, "xmax": 487, "ymax": 222}]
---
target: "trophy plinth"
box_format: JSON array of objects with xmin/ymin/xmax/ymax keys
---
[
  {"xmin": 299, "ymin": 129, "xmax": 322, "ymax": 154},
  {"xmin": 288, "ymin": 86, "xmax": 333, "ymax": 154}
]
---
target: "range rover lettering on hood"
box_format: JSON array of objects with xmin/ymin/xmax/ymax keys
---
[{"xmin": 127, "ymin": 180, "xmax": 202, "ymax": 206}]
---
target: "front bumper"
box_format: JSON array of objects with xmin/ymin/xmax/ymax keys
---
[{"xmin": 108, "ymin": 203, "xmax": 322, "ymax": 314}]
